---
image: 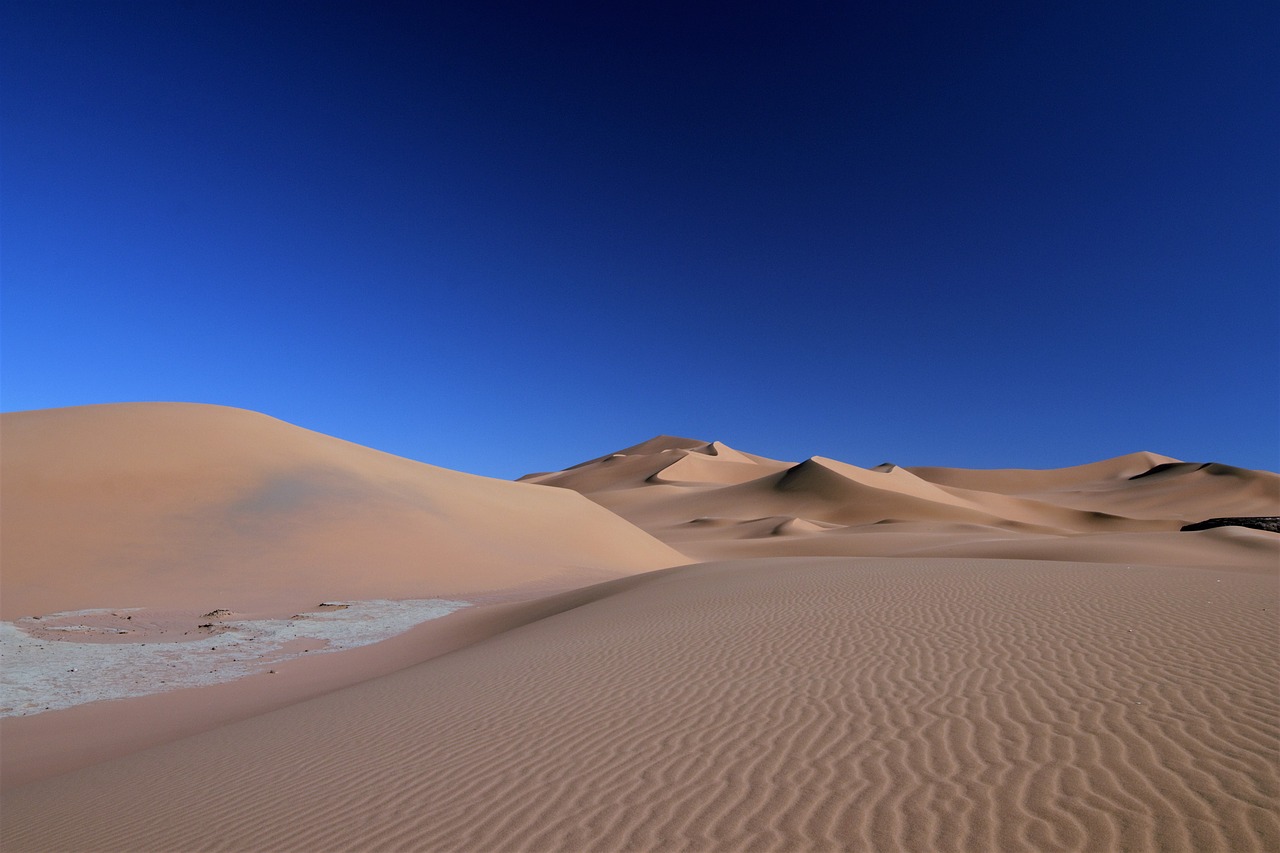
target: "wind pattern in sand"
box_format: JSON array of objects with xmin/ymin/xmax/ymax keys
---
[{"xmin": 4, "ymin": 557, "xmax": 1275, "ymax": 852}]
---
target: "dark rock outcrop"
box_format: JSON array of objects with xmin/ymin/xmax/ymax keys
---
[{"xmin": 1181, "ymin": 517, "xmax": 1280, "ymax": 534}]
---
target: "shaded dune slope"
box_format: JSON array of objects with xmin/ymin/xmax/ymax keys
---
[{"xmin": 3, "ymin": 557, "xmax": 1276, "ymax": 852}]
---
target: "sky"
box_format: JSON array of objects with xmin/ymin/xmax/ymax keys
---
[{"xmin": 2, "ymin": 1, "xmax": 1277, "ymax": 478}]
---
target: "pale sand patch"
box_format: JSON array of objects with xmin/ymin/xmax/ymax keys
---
[
  {"xmin": 0, "ymin": 599, "xmax": 469, "ymax": 717},
  {"xmin": 2, "ymin": 557, "xmax": 1276, "ymax": 853}
]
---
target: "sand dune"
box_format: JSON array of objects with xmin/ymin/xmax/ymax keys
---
[
  {"xmin": 907, "ymin": 451, "xmax": 1179, "ymax": 492},
  {"xmin": 528, "ymin": 436, "xmax": 1279, "ymax": 567},
  {"xmin": 913, "ymin": 456, "xmax": 1280, "ymax": 520},
  {"xmin": 775, "ymin": 456, "xmax": 1160, "ymax": 533},
  {"xmin": 520, "ymin": 435, "xmax": 791, "ymax": 493},
  {"xmin": 0, "ymin": 404, "xmax": 685, "ymax": 619},
  {"xmin": 2, "ymin": 415, "xmax": 1277, "ymax": 851},
  {"xmin": 0, "ymin": 405, "xmax": 686, "ymax": 787},
  {"xmin": 3, "ymin": 557, "xmax": 1276, "ymax": 852}
]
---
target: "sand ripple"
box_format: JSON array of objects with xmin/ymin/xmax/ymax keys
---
[{"xmin": 2, "ymin": 557, "xmax": 1276, "ymax": 852}]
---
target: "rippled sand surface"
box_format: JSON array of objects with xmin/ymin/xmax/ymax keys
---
[{"xmin": 4, "ymin": 557, "xmax": 1276, "ymax": 852}]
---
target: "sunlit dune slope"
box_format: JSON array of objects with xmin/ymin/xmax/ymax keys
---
[
  {"xmin": 0, "ymin": 404, "xmax": 686, "ymax": 619},
  {"xmin": 519, "ymin": 435, "xmax": 791, "ymax": 492}
]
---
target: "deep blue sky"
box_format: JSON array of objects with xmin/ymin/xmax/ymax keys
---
[{"xmin": 3, "ymin": 1, "xmax": 1277, "ymax": 477}]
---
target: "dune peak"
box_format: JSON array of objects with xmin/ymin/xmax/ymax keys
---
[{"xmin": 612, "ymin": 435, "xmax": 708, "ymax": 456}]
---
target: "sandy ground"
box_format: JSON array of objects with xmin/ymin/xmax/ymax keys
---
[
  {"xmin": 3, "ymin": 558, "xmax": 1276, "ymax": 852},
  {"xmin": 0, "ymin": 599, "xmax": 471, "ymax": 716},
  {"xmin": 2, "ymin": 407, "xmax": 1277, "ymax": 851}
]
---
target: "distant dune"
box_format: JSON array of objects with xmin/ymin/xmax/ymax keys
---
[
  {"xmin": 523, "ymin": 435, "xmax": 1279, "ymax": 567},
  {"xmin": 2, "ymin": 413, "xmax": 1276, "ymax": 852}
]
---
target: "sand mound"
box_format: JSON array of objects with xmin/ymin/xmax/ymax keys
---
[
  {"xmin": 771, "ymin": 456, "xmax": 1141, "ymax": 533},
  {"xmin": 913, "ymin": 456, "xmax": 1280, "ymax": 522},
  {"xmin": 769, "ymin": 516, "xmax": 841, "ymax": 536},
  {"xmin": 3, "ymin": 557, "xmax": 1275, "ymax": 852},
  {"xmin": 531, "ymin": 437, "xmax": 1278, "ymax": 567},
  {"xmin": 0, "ymin": 404, "xmax": 686, "ymax": 619},
  {"xmin": 522, "ymin": 435, "xmax": 789, "ymax": 493},
  {"xmin": 647, "ymin": 450, "xmax": 781, "ymax": 486},
  {"xmin": 907, "ymin": 451, "xmax": 1178, "ymax": 492}
]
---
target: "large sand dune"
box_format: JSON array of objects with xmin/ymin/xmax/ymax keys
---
[
  {"xmin": 0, "ymin": 404, "xmax": 685, "ymax": 619},
  {"xmin": 2, "ymin": 412, "xmax": 1277, "ymax": 851},
  {"xmin": 0, "ymin": 405, "xmax": 685, "ymax": 785}
]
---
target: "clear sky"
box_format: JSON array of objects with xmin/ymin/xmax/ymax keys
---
[{"xmin": 3, "ymin": 1, "xmax": 1277, "ymax": 478}]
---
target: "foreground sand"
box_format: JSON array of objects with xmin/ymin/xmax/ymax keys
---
[
  {"xmin": 3, "ymin": 557, "xmax": 1276, "ymax": 852},
  {"xmin": 2, "ymin": 409, "xmax": 1277, "ymax": 851}
]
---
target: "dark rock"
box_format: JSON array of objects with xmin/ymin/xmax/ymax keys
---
[{"xmin": 1181, "ymin": 517, "xmax": 1280, "ymax": 534}]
